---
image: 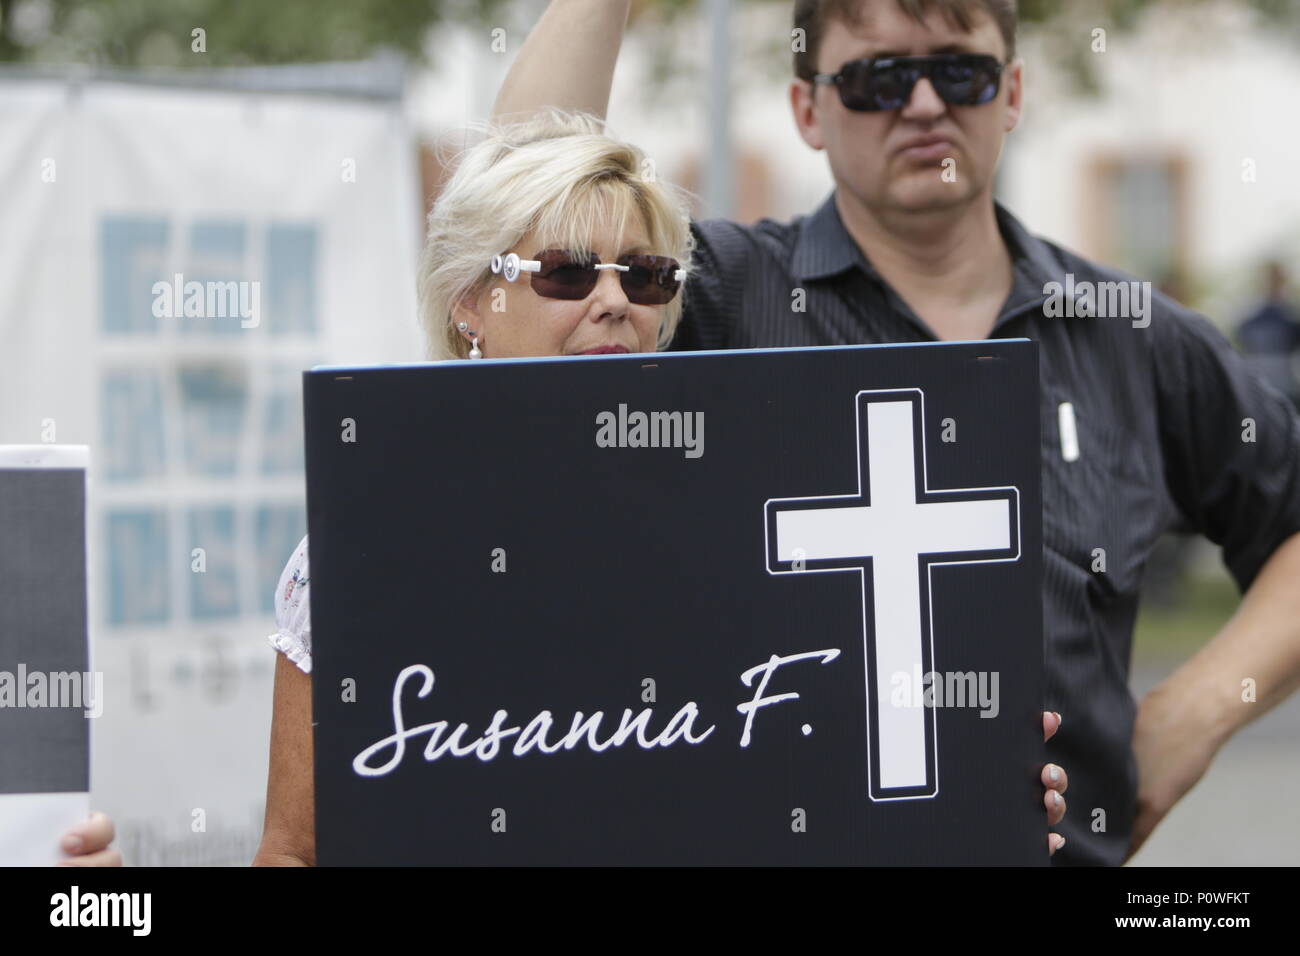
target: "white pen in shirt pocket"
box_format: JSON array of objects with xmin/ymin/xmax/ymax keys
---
[{"xmin": 1058, "ymin": 402, "xmax": 1080, "ymax": 462}]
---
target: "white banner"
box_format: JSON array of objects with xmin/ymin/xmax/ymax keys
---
[{"xmin": 0, "ymin": 67, "xmax": 423, "ymax": 864}]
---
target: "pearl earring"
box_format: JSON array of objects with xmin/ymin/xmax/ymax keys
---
[{"xmin": 457, "ymin": 321, "xmax": 482, "ymax": 359}]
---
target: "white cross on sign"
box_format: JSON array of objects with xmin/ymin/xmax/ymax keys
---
[{"xmin": 764, "ymin": 390, "xmax": 1020, "ymax": 800}]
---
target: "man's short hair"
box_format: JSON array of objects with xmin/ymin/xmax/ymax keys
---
[{"xmin": 792, "ymin": 0, "xmax": 1018, "ymax": 81}]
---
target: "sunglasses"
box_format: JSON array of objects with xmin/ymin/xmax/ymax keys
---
[
  {"xmin": 813, "ymin": 53, "xmax": 1004, "ymax": 112},
  {"xmin": 490, "ymin": 250, "xmax": 686, "ymax": 306}
]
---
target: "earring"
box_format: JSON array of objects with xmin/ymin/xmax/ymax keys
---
[{"xmin": 457, "ymin": 321, "xmax": 482, "ymax": 359}]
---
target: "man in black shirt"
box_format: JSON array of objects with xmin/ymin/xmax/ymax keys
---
[
  {"xmin": 1237, "ymin": 261, "xmax": 1300, "ymax": 406},
  {"xmin": 494, "ymin": 0, "xmax": 1300, "ymax": 865}
]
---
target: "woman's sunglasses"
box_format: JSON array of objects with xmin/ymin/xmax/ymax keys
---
[
  {"xmin": 490, "ymin": 250, "xmax": 686, "ymax": 306},
  {"xmin": 813, "ymin": 53, "xmax": 1004, "ymax": 112}
]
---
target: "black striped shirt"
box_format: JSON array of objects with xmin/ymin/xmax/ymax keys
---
[{"xmin": 672, "ymin": 192, "xmax": 1300, "ymax": 866}]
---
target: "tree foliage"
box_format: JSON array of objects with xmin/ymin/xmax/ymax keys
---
[
  {"xmin": 0, "ymin": 0, "xmax": 507, "ymax": 66},
  {"xmin": 1, "ymin": 0, "xmax": 1296, "ymax": 83}
]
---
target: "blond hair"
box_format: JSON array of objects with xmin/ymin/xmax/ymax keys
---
[{"xmin": 419, "ymin": 109, "xmax": 696, "ymax": 360}]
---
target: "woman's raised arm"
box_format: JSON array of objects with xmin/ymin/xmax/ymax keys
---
[{"xmin": 492, "ymin": 0, "xmax": 631, "ymax": 122}]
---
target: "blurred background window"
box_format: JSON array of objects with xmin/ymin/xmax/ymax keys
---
[
  {"xmin": 100, "ymin": 368, "xmax": 166, "ymax": 482},
  {"xmin": 1085, "ymin": 155, "xmax": 1189, "ymax": 287},
  {"xmin": 106, "ymin": 510, "xmax": 170, "ymax": 626},
  {"xmin": 266, "ymin": 223, "xmax": 319, "ymax": 336},
  {"xmin": 188, "ymin": 506, "xmax": 239, "ymax": 619},
  {"xmin": 100, "ymin": 217, "xmax": 167, "ymax": 335}
]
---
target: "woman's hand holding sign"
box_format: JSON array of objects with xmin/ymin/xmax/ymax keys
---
[{"xmin": 1043, "ymin": 711, "xmax": 1069, "ymax": 856}]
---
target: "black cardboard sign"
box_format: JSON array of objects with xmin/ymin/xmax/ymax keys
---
[
  {"xmin": 306, "ymin": 340, "xmax": 1043, "ymax": 865},
  {"xmin": 0, "ymin": 465, "xmax": 90, "ymax": 793}
]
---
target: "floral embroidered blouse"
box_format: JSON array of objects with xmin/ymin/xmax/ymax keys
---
[{"xmin": 268, "ymin": 534, "xmax": 312, "ymax": 674}]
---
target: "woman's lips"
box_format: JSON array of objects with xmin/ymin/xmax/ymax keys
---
[{"xmin": 575, "ymin": 345, "xmax": 630, "ymax": 355}]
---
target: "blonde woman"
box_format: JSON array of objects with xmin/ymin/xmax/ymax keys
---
[
  {"xmin": 251, "ymin": 109, "xmax": 1069, "ymax": 865},
  {"xmin": 254, "ymin": 109, "xmax": 695, "ymax": 865}
]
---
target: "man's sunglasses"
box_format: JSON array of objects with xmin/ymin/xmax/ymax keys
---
[
  {"xmin": 490, "ymin": 250, "xmax": 686, "ymax": 306},
  {"xmin": 813, "ymin": 53, "xmax": 1004, "ymax": 112}
]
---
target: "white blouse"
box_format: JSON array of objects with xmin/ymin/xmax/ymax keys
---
[{"xmin": 268, "ymin": 534, "xmax": 312, "ymax": 674}]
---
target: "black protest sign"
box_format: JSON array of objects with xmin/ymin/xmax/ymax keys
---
[
  {"xmin": 0, "ymin": 450, "xmax": 92, "ymax": 866},
  {"xmin": 305, "ymin": 340, "xmax": 1043, "ymax": 864},
  {"xmin": 0, "ymin": 461, "xmax": 91, "ymax": 793}
]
